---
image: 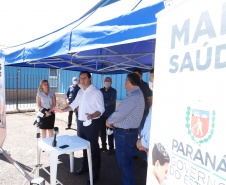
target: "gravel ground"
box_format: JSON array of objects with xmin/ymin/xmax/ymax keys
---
[{"xmin": 0, "ymin": 112, "xmax": 147, "ymax": 185}]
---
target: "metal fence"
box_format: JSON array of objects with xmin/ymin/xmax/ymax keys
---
[{"xmin": 5, "ymin": 73, "xmax": 58, "ymax": 111}]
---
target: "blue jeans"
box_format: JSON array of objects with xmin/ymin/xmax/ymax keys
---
[{"xmin": 114, "ymin": 128, "xmax": 138, "ymax": 185}]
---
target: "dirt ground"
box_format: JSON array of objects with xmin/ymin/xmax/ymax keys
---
[{"xmin": 0, "ymin": 112, "xmax": 147, "ymax": 185}]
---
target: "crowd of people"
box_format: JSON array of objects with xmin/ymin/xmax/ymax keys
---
[{"xmin": 36, "ymin": 69, "xmax": 170, "ymax": 185}]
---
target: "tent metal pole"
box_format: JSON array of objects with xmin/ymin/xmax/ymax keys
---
[
  {"xmin": 101, "ymin": 67, "xmax": 132, "ymax": 73},
  {"xmin": 79, "ymin": 59, "xmax": 97, "ymax": 65},
  {"xmin": 54, "ymin": 57, "xmax": 97, "ymax": 71},
  {"xmin": 97, "ymin": 59, "xmax": 151, "ymax": 70},
  {"xmin": 64, "ymin": 61, "xmax": 96, "ymax": 71},
  {"xmin": 75, "ymin": 52, "xmax": 153, "ymax": 58},
  {"xmin": 59, "ymin": 57, "xmax": 96, "ymax": 71},
  {"xmin": 27, "ymin": 60, "xmax": 65, "ymax": 64},
  {"xmin": 104, "ymin": 48, "xmax": 151, "ymax": 69},
  {"xmin": 28, "ymin": 61, "xmax": 60, "ymax": 69},
  {"xmin": 97, "ymin": 54, "xmax": 151, "ymax": 71}
]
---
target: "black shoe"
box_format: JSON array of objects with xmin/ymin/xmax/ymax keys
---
[
  {"xmin": 87, "ymin": 175, "xmax": 99, "ymax": 184},
  {"xmin": 100, "ymin": 147, "xmax": 107, "ymax": 152},
  {"xmin": 65, "ymin": 127, "xmax": 71, "ymax": 130},
  {"xmin": 76, "ymin": 167, "xmax": 89, "ymax": 175},
  {"xmin": 108, "ymin": 149, "xmax": 115, "ymax": 155}
]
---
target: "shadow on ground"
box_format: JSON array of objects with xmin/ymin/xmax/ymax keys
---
[
  {"xmin": 0, "ymin": 112, "xmax": 147, "ymax": 185},
  {"xmin": 35, "ymin": 152, "xmax": 147, "ymax": 185}
]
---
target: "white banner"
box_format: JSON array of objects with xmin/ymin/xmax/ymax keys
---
[
  {"xmin": 147, "ymin": 0, "xmax": 226, "ymax": 184},
  {"xmin": 0, "ymin": 57, "xmax": 6, "ymax": 148}
]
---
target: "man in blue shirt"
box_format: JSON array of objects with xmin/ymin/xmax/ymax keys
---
[
  {"xmin": 99, "ymin": 77, "xmax": 117, "ymax": 154},
  {"xmin": 137, "ymin": 68, "xmax": 154, "ymax": 152},
  {"xmin": 66, "ymin": 77, "xmax": 80, "ymax": 129},
  {"xmin": 137, "ymin": 107, "xmax": 152, "ymax": 152},
  {"xmin": 133, "ymin": 68, "xmax": 152, "ymax": 134},
  {"xmin": 133, "ymin": 68, "xmax": 152, "ymax": 163}
]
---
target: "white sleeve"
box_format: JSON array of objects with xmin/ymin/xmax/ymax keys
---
[{"xmin": 95, "ymin": 90, "xmax": 105, "ymax": 115}]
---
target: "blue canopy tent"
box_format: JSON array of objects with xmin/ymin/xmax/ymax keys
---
[{"xmin": 0, "ymin": 0, "xmax": 165, "ymax": 74}]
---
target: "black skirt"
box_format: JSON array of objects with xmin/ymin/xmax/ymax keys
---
[{"xmin": 40, "ymin": 113, "xmax": 55, "ymax": 129}]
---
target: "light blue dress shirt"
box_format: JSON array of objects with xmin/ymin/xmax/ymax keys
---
[
  {"xmin": 108, "ymin": 86, "xmax": 144, "ymax": 129},
  {"xmin": 141, "ymin": 107, "xmax": 152, "ymax": 149}
]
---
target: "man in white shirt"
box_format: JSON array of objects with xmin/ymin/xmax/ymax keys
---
[{"xmin": 53, "ymin": 71, "xmax": 105, "ymax": 184}]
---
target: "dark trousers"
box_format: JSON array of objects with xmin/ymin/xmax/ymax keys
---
[
  {"xmin": 114, "ymin": 128, "xmax": 138, "ymax": 185},
  {"xmin": 77, "ymin": 119, "xmax": 101, "ymax": 178},
  {"xmin": 68, "ymin": 110, "xmax": 78, "ymax": 127},
  {"xmin": 99, "ymin": 116, "xmax": 114, "ymax": 150}
]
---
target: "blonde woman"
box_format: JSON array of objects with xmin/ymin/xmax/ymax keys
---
[{"xmin": 37, "ymin": 80, "xmax": 56, "ymax": 138}]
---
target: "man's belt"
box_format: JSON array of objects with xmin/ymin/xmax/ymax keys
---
[{"xmin": 114, "ymin": 127, "xmax": 137, "ymax": 131}]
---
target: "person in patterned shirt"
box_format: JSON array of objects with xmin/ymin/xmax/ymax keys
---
[{"xmin": 106, "ymin": 73, "xmax": 145, "ymax": 185}]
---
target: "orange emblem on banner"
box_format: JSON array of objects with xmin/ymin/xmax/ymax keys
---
[{"xmin": 191, "ymin": 110, "xmax": 209, "ymax": 139}]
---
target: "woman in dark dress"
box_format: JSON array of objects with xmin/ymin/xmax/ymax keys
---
[{"xmin": 36, "ymin": 80, "xmax": 56, "ymax": 138}]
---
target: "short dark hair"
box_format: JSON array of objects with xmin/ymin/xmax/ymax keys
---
[
  {"xmin": 152, "ymin": 143, "xmax": 170, "ymax": 166},
  {"xmin": 127, "ymin": 73, "xmax": 141, "ymax": 86},
  {"xmin": 80, "ymin": 71, "xmax": 91, "ymax": 78},
  {"xmin": 150, "ymin": 68, "xmax": 154, "ymax": 74},
  {"xmin": 133, "ymin": 68, "xmax": 143, "ymax": 75}
]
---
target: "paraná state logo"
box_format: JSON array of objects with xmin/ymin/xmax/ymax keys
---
[{"xmin": 185, "ymin": 107, "xmax": 215, "ymax": 145}]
